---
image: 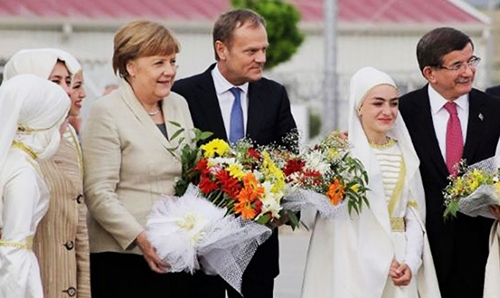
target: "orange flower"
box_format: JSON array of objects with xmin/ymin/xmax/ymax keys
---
[
  {"xmin": 234, "ymin": 200, "xmax": 258, "ymax": 220},
  {"xmin": 234, "ymin": 173, "xmax": 265, "ymax": 219},
  {"xmin": 326, "ymin": 178, "xmax": 345, "ymax": 205}
]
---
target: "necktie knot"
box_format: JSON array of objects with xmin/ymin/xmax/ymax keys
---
[
  {"xmin": 230, "ymin": 87, "xmax": 241, "ymax": 99},
  {"xmin": 444, "ymin": 101, "xmax": 458, "ymax": 116}
]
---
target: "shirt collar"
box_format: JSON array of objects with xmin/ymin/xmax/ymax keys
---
[
  {"xmin": 212, "ymin": 63, "xmax": 249, "ymax": 95},
  {"xmin": 428, "ymin": 84, "xmax": 468, "ymax": 115}
]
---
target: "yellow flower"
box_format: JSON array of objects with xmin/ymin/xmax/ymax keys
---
[
  {"xmin": 494, "ymin": 181, "xmax": 500, "ymax": 195},
  {"xmin": 350, "ymin": 184, "xmax": 359, "ymax": 193},
  {"xmin": 228, "ymin": 164, "xmax": 245, "ymax": 179},
  {"xmin": 200, "ymin": 139, "xmax": 230, "ymax": 158}
]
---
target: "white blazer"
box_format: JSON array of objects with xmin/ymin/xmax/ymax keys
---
[{"xmin": 82, "ymin": 79, "xmax": 194, "ymax": 255}]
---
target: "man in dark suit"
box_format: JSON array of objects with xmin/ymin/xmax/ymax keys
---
[
  {"xmin": 399, "ymin": 27, "xmax": 500, "ymax": 298},
  {"xmin": 485, "ymin": 84, "xmax": 500, "ymax": 98},
  {"xmin": 172, "ymin": 9, "xmax": 296, "ymax": 298}
]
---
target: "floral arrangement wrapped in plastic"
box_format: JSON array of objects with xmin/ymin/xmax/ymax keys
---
[
  {"xmin": 443, "ymin": 157, "xmax": 500, "ymax": 219},
  {"xmin": 277, "ymin": 131, "xmax": 370, "ymax": 218},
  {"xmin": 146, "ymin": 124, "xmax": 295, "ymax": 294}
]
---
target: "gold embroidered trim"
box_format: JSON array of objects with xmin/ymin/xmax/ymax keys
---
[
  {"xmin": 390, "ymin": 217, "xmax": 405, "ymax": 232},
  {"xmin": 387, "ymin": 156, "xmax": 406, "ymax": 216},
  {"xmin": 12, "ymin": 141, "xmax": 37, "ymax": 159},
  {"xmin": 408, "ymin": 200, "xmax": 419, "ymax": 208},
  {"xmin": 0, "ymin": 236, "xmax": 33, "ymax": 250},
  {"xmin": 370, "ymin": 137, "xmax": 396, "ymax": 149}
]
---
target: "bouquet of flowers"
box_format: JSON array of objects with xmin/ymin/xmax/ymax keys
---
[
  {"xmin": 443, "ymin": 157, "xmax": 500, "ymax": 219},
  {"xmin": 147, "ymin": 124, "xmax": 294, "ymax": 294},
  {"xmin": 278, "ymin": 131, "xmax": 369, "ymax": 218}
]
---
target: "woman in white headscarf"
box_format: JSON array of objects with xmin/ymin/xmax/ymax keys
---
[
  {"xmin": 0, "ymin": 74, "xmax": 71, "ymax": 298},
  {"xmin": 301, "ymin": 67, "xmax": 440, "ymax": 298},
  {"xmin": 3, "ymin": 48, "xmax": 91, "ymax": 298}
]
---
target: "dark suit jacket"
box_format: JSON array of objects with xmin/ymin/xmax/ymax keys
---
[
  {"xmin": 400, "ymin": 85, "xmax": 500, "ymax": 298},
  {"xmin": 486, "ymin": 84, "xmax": 500, "ymax": 98},
  {"xmin": 172, "ymin": 64, "xmax": 297, "ymax": 281}
]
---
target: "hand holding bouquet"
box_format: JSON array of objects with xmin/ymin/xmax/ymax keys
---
[
  {"xmin": 443, "ymin": 157, "xmax": 500, "ymax": 219},
  {"xmin": 147, "ymin": 125, "xmax": 294, "ymax": 294}
]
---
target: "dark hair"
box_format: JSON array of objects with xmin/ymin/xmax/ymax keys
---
[
  {"xmin": 113, "ymin": 20, "xmax": 180, "ymax": 79},
  {"xmin": 416, "ymin": 27, "xmax": 473, "ymax": 73},
  {"xmin": 212, "ymin": 9, "xmax": 266, "ymax": 61}
]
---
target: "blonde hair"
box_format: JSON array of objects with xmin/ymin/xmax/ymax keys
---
[{"xmin": 113, "ymin": 20, "xmax": 180, "ymax": 78}]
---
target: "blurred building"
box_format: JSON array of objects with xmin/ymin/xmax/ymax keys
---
[{"xmin": 0, "ymin": 0, "xmax": 489, "ymax": 130}]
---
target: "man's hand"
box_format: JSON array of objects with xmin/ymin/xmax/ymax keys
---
[
  {"xmin": 135, "ymin": 231, "xmax": 170, "ymax": 274},
  {"xmin": 490, "ymin": 205, "xmax": 500, "ymax": 220}
]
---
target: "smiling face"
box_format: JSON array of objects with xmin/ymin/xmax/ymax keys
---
[
  {"xmin": 216, "ymin": 22, "xmax": 268, "ymax": 86},
  {"xmin": 358, "ymin": 84, "xmax": 399, "ymax": 142},
  {"xmin": 48, "ymin": 61, "xmax": 71, "ymax": 96},
  {"xmin": 69, "ymin": 71, "xmax": 86, "ymax": 117},
  {"xmin": 423, "ymin": 43, "xmax": 476, "ymax": 101},
  {"xmin": 126, "ymin": 53, "xmax": 177, "ymax": 103}
]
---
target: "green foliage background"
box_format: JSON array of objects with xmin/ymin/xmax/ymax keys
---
[{"xmin": 231, "ymin": 0, "xmax": 304, "ymax": 69}]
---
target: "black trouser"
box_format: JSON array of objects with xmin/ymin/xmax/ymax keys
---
[{"xmin": 90, "ymin": 252, "xmax": 191, "ymax": 298}]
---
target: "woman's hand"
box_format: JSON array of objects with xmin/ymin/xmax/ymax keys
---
[
  {"xmin": 135, "ymin": 231, "xmax": 170, "ymax": 274},
  {"xmin": 389, "ymin": 260, "xmax": 412, "ymax": 286}
]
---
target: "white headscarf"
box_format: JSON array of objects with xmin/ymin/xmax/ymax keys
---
[
  {"xmin": 0, "ymin": 74, "xmax": 71, "ymax": 228},
  {"xmin": 3, "ymin": 48, "xmax": 82, "ymax": 81},
  {"xmin": 0, "ymin": 74, "xmax": 71, "ymax": 169},
  {"xmin": 347, "ymin": 67, "xmax": 426, "ymax": 223}
]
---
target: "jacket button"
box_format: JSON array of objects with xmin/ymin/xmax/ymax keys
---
[
  {"xmin": 64, "ymin": 240, "xmax": 74, "ymax": 250},
  {"xmin": 63, "ymin": 286, "xmax": 77, "ymax": 296},
  {"xmin": 76, "ymin": 194, "xmax": 84, "ymax": 204}
]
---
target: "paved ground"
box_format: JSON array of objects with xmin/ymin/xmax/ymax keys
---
[{"xmin": 274, "ymin": 227, "xmax": 312, "ymax": 298}]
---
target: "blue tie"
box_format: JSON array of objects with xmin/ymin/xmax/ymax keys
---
[{"xmin": 229, "ymin": 87, "xmax": 244, "ymax": 143}]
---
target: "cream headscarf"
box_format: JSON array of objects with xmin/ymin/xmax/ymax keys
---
[
  {"xmin": 347, "ymin": 67, "xmax": 426, "ymax": 224},
  {"xmin": 0, "ymin": 74, "xmax": 71, "ymax": 228},
  {"xmin": 3, "ymin": 48, "xmax": 82, "ymax": 81}
]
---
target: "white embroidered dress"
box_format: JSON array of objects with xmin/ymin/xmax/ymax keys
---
[
  {"xmin": 301, "ymin": 67, "xmax": 441, "ymax": 298},
  {"xmin": 0, "ymin": 75, "xmax": 71, "ymax": 298},
  {"xmin": 0, "ymin": 149, "xmax": 49, "ymax": 298}
]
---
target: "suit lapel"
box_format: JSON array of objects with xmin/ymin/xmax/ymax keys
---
[
  {"xmin": 119, "ymin": 81, "xmax": 170, "ymax": 149},
  {"xmin": 414, "ymin": 87, "xmax": 449, "ymax": 178},
  {"xmin": 463, "ymin": 90, "xmax": 486, "ymax": 162},
  {"xmin": 246, "ymin": 82, "xmax": 263, "ymax": 138}
]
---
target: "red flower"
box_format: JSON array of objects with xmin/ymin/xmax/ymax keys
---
[
  {"xmin": 283, "ymin": 158, "xmax": 305, "ymax": 176},
  {"xmin": 215, "ymin": 170, "xmax": 242, "ymax": 198},
  {"xmin": 199, "ymin": 176, "xmax": 217, "ymax": 194},
  {"xmin": 194, "ymin": 158, "xmax": 210, "ymax": 175},
  {"xmin": 247, "ymin": 148, "xmax": 261, "ymax": 160}
]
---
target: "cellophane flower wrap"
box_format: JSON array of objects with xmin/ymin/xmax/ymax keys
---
[
  {"xmin": 146, "ymin": 125, "xmax": 293, "ymax": 294},
  {"xmin": 277, "ymin": 132, "xmax": 370, "ymax": 218},
  {"xmin": 443, "ymin": 157, "xmax": 500, "ymax": 219}
]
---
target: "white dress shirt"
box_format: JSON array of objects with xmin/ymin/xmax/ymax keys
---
[
  {"xmin": 211, "ymin": 65, "xmax": 249, "ymax": 138},
  {"xmin": 428, "ymin": 85, "xmax": 469, "ymax": 160}
]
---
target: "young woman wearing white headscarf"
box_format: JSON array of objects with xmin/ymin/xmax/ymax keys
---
[
  {"xmin": 301, "ymin": 67, "xmax": 441, "ymax": 298},
  {"xmin": 3, "ymin": 48, "xmax": 91, "ymax": 298},
  {"xmin": 0, "ymin": 74, "xmax": 70, "ymax": 298}
]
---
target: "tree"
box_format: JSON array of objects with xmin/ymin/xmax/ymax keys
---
[{"xmin": 232, "ymin": 0, "xmax": 304, "ymax": 69}]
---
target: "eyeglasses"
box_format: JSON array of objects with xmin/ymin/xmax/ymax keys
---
[{"xmin": 437, "ymin": 56, "xmax": 481, "ymax": 72}]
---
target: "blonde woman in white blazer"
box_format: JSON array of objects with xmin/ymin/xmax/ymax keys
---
[{"xmin": 82, "ymin": 20, "xmax": 194, "ymax": 298}]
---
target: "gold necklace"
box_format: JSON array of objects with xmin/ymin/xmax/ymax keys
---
[
  {"xmin": 12, "ymin": 140, "xmax": 38, "ymax": 159},
  {"xmin": 369, "ymin": 137, "xmax": 396, "ymax": 149}
]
